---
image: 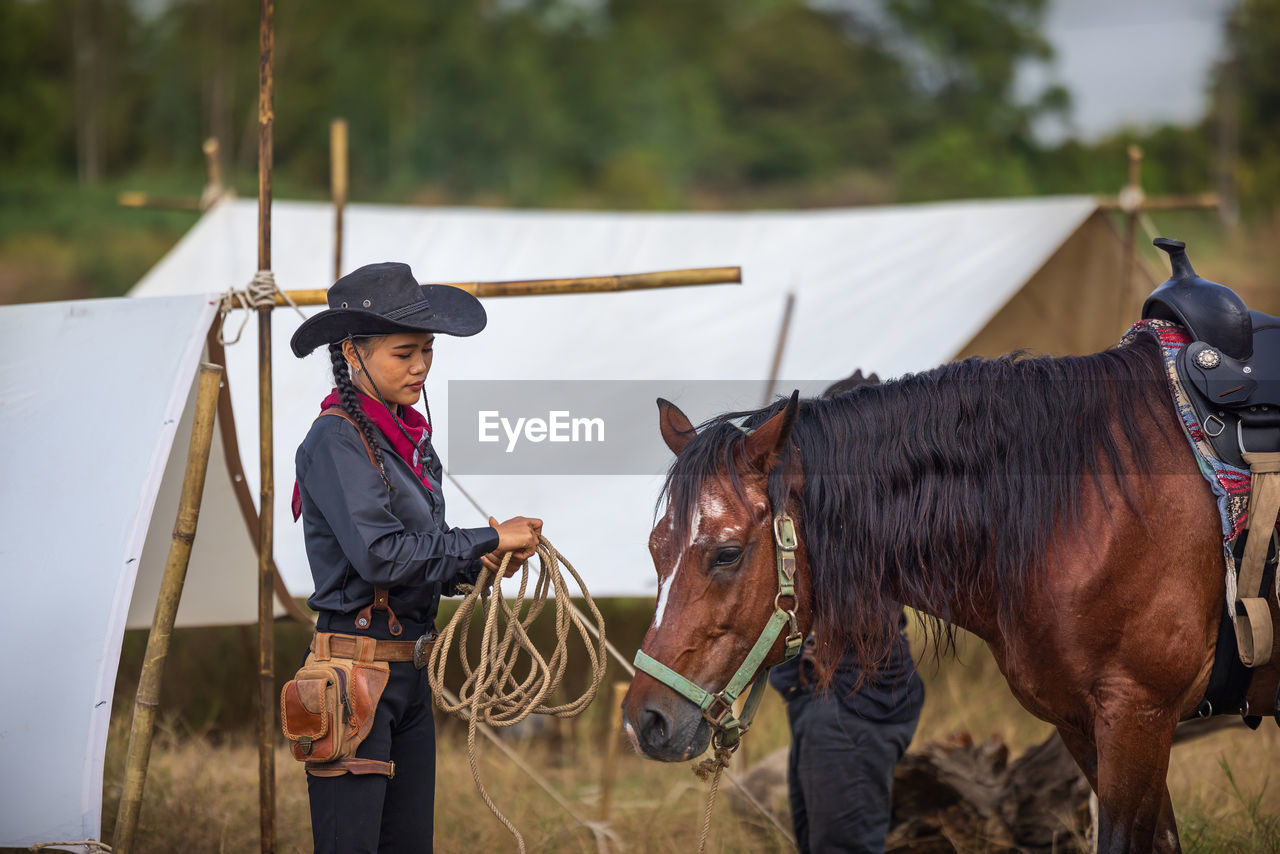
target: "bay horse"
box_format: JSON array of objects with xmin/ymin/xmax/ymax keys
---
[{"xmin": 621, "ymin": 331, "xmax": 1280, "ymax": 853}]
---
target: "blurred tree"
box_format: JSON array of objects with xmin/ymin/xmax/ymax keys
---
[
  {"xmin": 884, "ymin": 0, "xmax": 1058, "ymax": 130},
  {"xmin": 0, "ymin": 0, "xmax": 1244, "ymax": 214},
  {"xmin": 714, "ymin": 4, "xmax": 918, "ymax": 185},
  {"xmin": 879, "ymin": 0, "xmax": 1066, "ymax": 200},
  {"xmin": 0, "ymin": 0, "xmax": 75, "ymax": 172},
  {"xmin": 1214, "ymin": 0, "xmax": 1280, "ymax": 215}
]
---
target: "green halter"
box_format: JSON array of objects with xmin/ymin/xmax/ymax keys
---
[{"xmin": 633, "ymin": 512, "xmax": 804, "ymax": 750}]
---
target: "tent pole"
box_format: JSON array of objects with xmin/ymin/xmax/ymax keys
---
[
  {"xmin": 763, "ymin": 291, "xmax": 795, "ymax": 405},
  {"xmin": 201, "ymin": 137, "xmax": 224, "ymax": 210},
  {"xmin": 597, "ymin": 680, "xmax": 629, "ymax": 823},
  {"xmin": 1122, "ymin": 145, "xmax": 1143, "ymax": 325},
  {"xmin": 255, "ymin": 1, "xmax": 277, "ymax": 851},
  {"xmin": 267, "ymin": 265, "xmax": 743, "ymax": 306},
  {"xmin": 331, "ymin": 118, "xmax": 348, "ymax": 283},
  {"xmin": 112, "ymin": 363, "xmax": 224, "ymax": 853}
]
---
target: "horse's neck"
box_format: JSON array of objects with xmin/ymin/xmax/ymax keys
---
[
  {"xmin": 810, "ymin": 382, "xmax": 1050, "ymax": 648},
  {"xmin": 892, "ymin": 577, "xmax": 1003, "ymax": 644}
]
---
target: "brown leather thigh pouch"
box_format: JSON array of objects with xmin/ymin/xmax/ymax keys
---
[{"xmin": 280, "ymin": 633, "xmax": 392, "ymax": 777}]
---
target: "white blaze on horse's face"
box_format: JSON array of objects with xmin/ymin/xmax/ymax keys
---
[
  {"xmin": 650, "ymin": 484, "xmax": 752, "ymax": 630},
  {"xmin": 651, "ymin": 516, "xmax": 679, "ymax": 630},
  {"xmin": 650, "ymin": 499, "xmax": 706, "ymax": 628}
]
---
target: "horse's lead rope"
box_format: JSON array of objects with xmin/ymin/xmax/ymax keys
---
[
  {"xmin": 693, "ymin": 745, "xmax": 735, "ymax": 853},
  {"xmin": 426, "ymin": 535, "xmax": 608, "ymax": 852}
]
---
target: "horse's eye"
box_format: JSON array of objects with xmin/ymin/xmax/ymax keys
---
[{"xmin": 712, "ymin": 547, "xmax": 743, "ymax": 568}]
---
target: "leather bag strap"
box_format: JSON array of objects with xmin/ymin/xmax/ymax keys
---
[
  {"xmin": 319, "ymin": 408, "xmax": 378, "ymax": 468},
  {"xmin": 305, "ymin": 758, "xmax": 395, "ymax": 778},
  {"xmin": 312, "ymin": 632, "xmax": 333, "ymax": 661}
]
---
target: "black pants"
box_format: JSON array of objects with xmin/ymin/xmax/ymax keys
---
[
  {"xmin": 308, "ymin": 660, "xmax": 436, "ymax": 853},
  {"xmin": 785, "ymin": 694, "xmax": 919, "ymax": 854}
]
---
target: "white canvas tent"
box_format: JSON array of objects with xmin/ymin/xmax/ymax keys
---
[
  {"xmin": 131, "ymin": 195, "xmax": 1149, "ymax": 606},
  {"xmin": 0, "ymin": 195, "xmax": 1149, "ymax": 849},
  {"xmin": 0, "ymin": 295, "xmax": 242, "ymax": 848}
]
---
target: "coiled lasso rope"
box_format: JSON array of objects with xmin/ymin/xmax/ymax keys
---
[{"xmin": 426, "ymin": 535, "xmax": 607, "ymax": 852}]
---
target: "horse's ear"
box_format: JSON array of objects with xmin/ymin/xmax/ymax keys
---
[
  {"xmin": 657, "ymin": 398, "xmax": 696, "ymax": 456},
  {"xmin": 744, "ymin": 390, "xmax": 800, "ymax": 467}
]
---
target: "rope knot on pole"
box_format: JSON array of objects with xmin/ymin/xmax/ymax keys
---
[
  {"xmin": 247, "ymin": 269, "xmax": 279, "ymax": 308},
  {"xmin": 217, "ymin": 271, "xmax": 311, "ymax": 347}
]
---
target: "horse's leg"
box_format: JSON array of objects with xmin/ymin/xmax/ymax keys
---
[
  {"xmin": 1056, "ymin": 727, "xmax": 1098, "ymax": 789},
  {"xmin": 1060, "ymin": 726, "xmax": 1182, "ymax": 854},
  {"xmin": 1056, "ymin": 728, "xmax": 1102, "ymax": 851},
  {"xmin": 1153, "ymin": 789, "xmax": 1182, "ymax": 854},
  {"xmin": 1093, "ymin": 706, "xmax": 1178, "ymax": 854}
]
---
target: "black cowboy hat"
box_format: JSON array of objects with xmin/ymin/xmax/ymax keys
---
[{"xmin": 290, "ymin": 262, "xmax": 487, "ymax": 357}]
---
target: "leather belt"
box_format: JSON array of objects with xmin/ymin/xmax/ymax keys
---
[{"xmin": 312, "ymin": 631, "xmax": 438, "ymax": 669}]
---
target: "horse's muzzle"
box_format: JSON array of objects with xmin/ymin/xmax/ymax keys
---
[{"xmin": 624, "ymin": 699, "xmax": 711, "ymax": 762}]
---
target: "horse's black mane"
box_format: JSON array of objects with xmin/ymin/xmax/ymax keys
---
[{"xmin": 657, "ymin": 333, "xmax": 1172, "ymax": 673}]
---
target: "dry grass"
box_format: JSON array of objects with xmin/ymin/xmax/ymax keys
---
[{"xmin": 98, "ymin": 623, "xmax": 1280, "ymax": 853}]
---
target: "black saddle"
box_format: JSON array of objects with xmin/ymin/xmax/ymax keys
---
[{"xmin": 1144, "ymin": 238, "xmax": 1280, "ymax": 469}]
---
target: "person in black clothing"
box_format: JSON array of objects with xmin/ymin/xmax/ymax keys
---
[
  {"xmin": 768, "ymin": 617, "xmax": 924, "ymax": 854},
  {"xmin": 289, "ymin": 262, "xmax": 541, "ymax": 853},
  {"xmin": 768, "ymin": 367, "xmax": 924, "ymax": 854}
]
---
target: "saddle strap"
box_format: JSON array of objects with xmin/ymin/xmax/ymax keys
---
[
  {"xmin": 1235, "ymin": 451, "xmax": 1280, "ymax": 667},
  {"xmin": 305, "ymin": 758, "xmax": 395, "ymax": 778}
]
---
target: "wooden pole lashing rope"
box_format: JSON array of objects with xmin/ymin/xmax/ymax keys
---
[{"xmin": 254, "ymin": 1, "xmax": 277, "ymax": 850}]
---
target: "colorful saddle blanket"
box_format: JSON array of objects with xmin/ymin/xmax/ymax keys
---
[{"xmin": 1120, "ymin": 319, "xmax": 1276, "ymax": 608}]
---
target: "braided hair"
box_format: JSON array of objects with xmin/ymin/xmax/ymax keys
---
[{"xmin": 329, "ymin": 342, "xmax": 393, "ymax": 491}]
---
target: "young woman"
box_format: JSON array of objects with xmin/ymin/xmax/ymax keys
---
[{"xmin": 289, "ymin": 261, "xmax": 541, "ymax": 852}]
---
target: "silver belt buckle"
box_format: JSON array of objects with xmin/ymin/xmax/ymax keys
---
[{"xmin": 413, "ymin": 631, "xmax": 438, "ymax": 670}]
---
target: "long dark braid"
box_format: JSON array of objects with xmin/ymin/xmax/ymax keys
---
[{"xmin": 329, "ymin": 343, "xmax": 394, "ymax": 491}]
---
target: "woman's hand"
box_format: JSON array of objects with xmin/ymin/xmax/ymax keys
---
[{"xmin": 483, "ymin": 516, "xmax": 543, "ymax": 577}]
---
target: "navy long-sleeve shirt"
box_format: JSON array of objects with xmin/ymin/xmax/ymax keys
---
[{"xmin": 295, "ymin": 411, "xmax": 500, "ymax": 629}]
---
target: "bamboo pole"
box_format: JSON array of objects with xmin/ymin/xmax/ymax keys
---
[
  {"xmin": 1120, "ymin": 145, "xmax": 1143, "ymax": 328},
  {"xmin": 331, "ymin": 118, "xmax": 348, "ymax": 282},
  {"xmin": 1096, "ymin": 193, "xmax": 1220, "ymax": 212},
  {"xmin": 113, "ymin": 363, "xmax": 224, "ymax": 853},
  {"xmin": 598, "ymin": 681, "xmax": 629, "ymax": 822},
  {"xmin": 116, "ymin": 192, "xmax": 202, "ymax": 211},
  {"xmin": 268, "ymin": 265, "xmax": 742, "ymax": 307},
  {"xmin": 1097, "ymin": 146, "xmax": 1221, "ymax": 331},
  {"xmin": 256, "ymin": 1, "xmax": 277, "ymax": 851},
  {"xmin": 201, "ymin": 137, "xmax": 224, "ymax": 210}
]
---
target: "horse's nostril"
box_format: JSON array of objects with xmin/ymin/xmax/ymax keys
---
[{"xmin": 641, "ymin": 707, "xmax": 669, "ymax": 744}]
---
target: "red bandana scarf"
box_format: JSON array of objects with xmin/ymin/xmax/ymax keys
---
[{"xmin": 292, "ymin": 389, "xmax": 433, "ymax": 521}]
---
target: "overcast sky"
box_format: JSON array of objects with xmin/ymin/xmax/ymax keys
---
[{"xmin": 1022, "ymin": 0, "xmax": 1235, "ymax": 142}]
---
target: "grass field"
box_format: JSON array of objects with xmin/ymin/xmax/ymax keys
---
[{"xmin": 96, "ymin": 619, "xmax": 1280, "ymax": 853}]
